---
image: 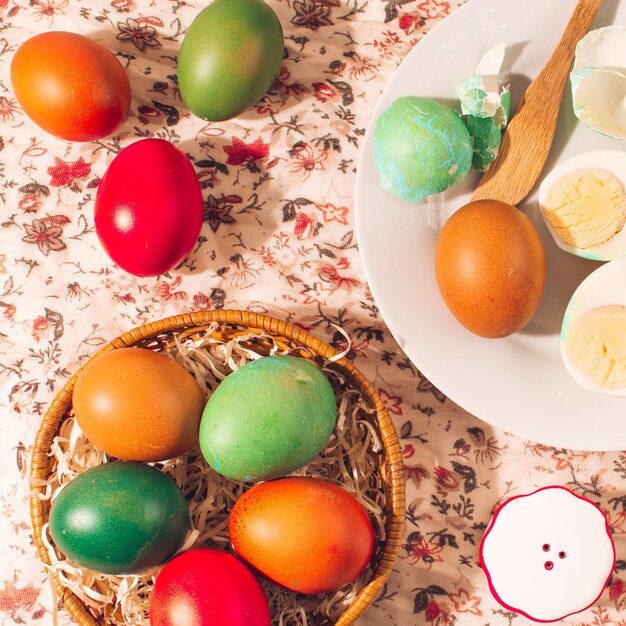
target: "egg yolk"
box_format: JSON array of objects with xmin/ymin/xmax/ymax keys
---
[{"xmin": 542, "ymin": 168, "xmax": 626, "ymax": 249}]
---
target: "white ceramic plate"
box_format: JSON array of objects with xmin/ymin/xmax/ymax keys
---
[{"xmin": 355, "ymin": 0, "xmax": 626, "ymax": 451}]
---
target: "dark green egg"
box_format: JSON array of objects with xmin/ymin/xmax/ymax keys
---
[
  {"xmin": 177, "ymin": 0, "xmax": 284, "ymax": 121},
  {"xmin": 49, "ymin": 462, "xmax": 188, "ymax": 575}
]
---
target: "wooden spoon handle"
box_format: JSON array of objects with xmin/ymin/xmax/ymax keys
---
[{"xmin": 471, "ymin": 0, "xmax": 604, "ymax": 206}]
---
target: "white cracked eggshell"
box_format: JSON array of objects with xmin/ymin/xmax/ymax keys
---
[
  {"xmin": 538, "ymin": 149, "xmax": 626, "ymax": 261},
  {"xmin": 571, "ymin": 25, "xmax": 626, "ymax": 139},
  {"xmin": 561, "ymin": 257, "xmax": 626, "ymax": 396}
]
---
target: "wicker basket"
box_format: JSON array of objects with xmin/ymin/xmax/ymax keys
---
[{"xmin": 29, "ymin": 309, "xmax": 406, "ymax": 626}]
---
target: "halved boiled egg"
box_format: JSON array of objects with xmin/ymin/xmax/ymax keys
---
[
  {"xmin": 538, "ymin": 149, "xmax": 626, "ymax": 260},
  {"xmin": 570, "ymin": 25, "xmax": 626, "ymax": 139},
  {"xmin": 561, "ymin": 257, "xmax": 626, "ymax": 396}
]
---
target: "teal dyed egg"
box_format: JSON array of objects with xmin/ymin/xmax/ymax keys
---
[
  {"xmin": 374, "ymin": 96, "xmax": 472, "ymax": 203},
  {"xmin": 177, "ymin": 0, "xmax": 284, "ymax": 121},
  {"xmin": 49, "ymin": 462, "xmax": 188, "ymax": 575},
  {"xmin": 199, "ymin": 355, "xmax": 336, "ymax": 481}
]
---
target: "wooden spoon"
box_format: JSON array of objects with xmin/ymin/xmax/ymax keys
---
[{"xmin": 471, "ymin": 0, "xmax": 604, "ymax": 206}]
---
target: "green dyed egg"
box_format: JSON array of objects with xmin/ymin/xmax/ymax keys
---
[
  {"xmin": 177, "ymin": 0, "xmax": 284, "ymax": 121},
  {"xmin": 374, "ymin": 96, "xmax": 472, "ymax": 203},
  {"xmin": 49, "ymin": 462, "xmax": 188, "ymax": 575},
  {"xmin": 199, "ymin": 355, "xmax": 336, "ymax": 481}
]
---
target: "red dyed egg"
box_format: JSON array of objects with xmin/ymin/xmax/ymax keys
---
[
  {"xmin": 229, "ymin": 477, "xmax": 375, "ymax": 594},
  {"xmin": 150, "ymin": 548, "xmax": 271, "ymax": 626},
  {"xmin": 94, "ymin": 138, "xmax": 204, "ymax": 277}
]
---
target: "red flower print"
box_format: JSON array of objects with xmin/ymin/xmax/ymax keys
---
[
  {"xmin": 112, "ymin": 0, "xmax": 135, "ymax": 11},
  {"xmin": 425, "ymin": 600, "xmax": 441, "ymax": 622},
  {"xmin": 405, "ymin": 464, "xmax": 430, "ymax": 488},
  {"xmin": 9, "ymin": 381, "xmax": 39, "ymax": 414},
  {"xmin": 398, "ymin": 13, "xmax": 415, "ymax": 31},
  {"xmin": 605, "ymin": 510, "xmax": 626, "ymax": 535},
  {"xmin": 300, "ymin": 282, "xmax": 330, "ymax": 305},
  {"xmin": 137, "ymin": 104, "xmax": 161, "ymax": 124},
  {"xmin": 31, "ymin": 0, "xmax": 68, "ymax": 20},
  {"xmin": 0, "ymin": 96, "xmax": 21, "ymax": 122},
  {"xmin": 255, "ymin": 95, "xmax": 282, "ymax": 116},
  {"xmin": 272, "ymin": 66, "xmax": 306, "ymax": 100},
  {"xmin": 398, "ymin": 11, "xmax": 424, "ymax": 34},
  {"xmin": 22, "ymin": 216, "xmax": 69, "ymax": 256},
  {"xmin": 404, "ymin": 532, "xmax": 444, "ymax": 569},
  {"xmin": 402, "ymin": 443, "xmax": 415, "ymax": 459},
  {"xmin": 610, "ymin": 578, "xmax": 625, "ymax": 602},
  {"xmin": 378, "ymin": 388, "xmax": 403, "ymax": 416},
  {"xmin": 291, "ymin": 0, "xmax": 333, "ymax": 30},
  {"xmin": 47, "ymin": 156, "xmax": 91, "ymax": 189},
  {"xmin": 229, "ymin": 255, "xmax": 262, "ymax": 288},
  {"xmin": 155, "ymin": 276, "xmax": 187, "ymax": 301},
  {"xmin": 117, "ymin": 17, "xmax": 161, "ymax": 51},
  {"xmin": 290, "ymin": 143, "xmax": 327, "ymax": 180},
  {"xmin": 312, "ymin": 82, "xmax": 338, "ymax": 103},
  {"xmin": 417, "ymin": 0, "xmax": 450, "ymax": 19},
  {"xmin": 19, "ymin": 193, "xmax": 43, "ymax": 213},
  {"xmin": 316, "ymin": 202, "xmax": 349, "ymax": 225},
  {"xmin": 193, "ymin": 292, "xmax": 211, "ymax": 310},
  {"xmin": 294, "ymin": 212, "xmax": 317, "ymax": 240},
  {"xmin": 223, "ymin": 137, "xmax": 270, "ymax": 166},
  {"xmin": 0, "ymin": 581, "xmax": 40, "ymax": 613},
  {"xmin": 258, "ymin": 245, "xmax": 277, "ymax": 266},
  {"xmin": 3, "ymin": 304, "xmax": 16, "ymax": 321},
  {"xmin": 32, "ymin": 315, "xmax": 49, "ymax": 342},
  {"xmin": 434, "ymin": 466, "xmax": 460, "ymax": 492},
  {"xmin": 317, "ymin": 261, "xmax": 360, "ymax": 293},
  {"xmin": 549, "ymin": 449, "xmax": 589, "ymax": 472},
  {"xmin": 346, "ymin": 52, "xmax": 379, "ymax": 81},
  {"xmin": 18, "ymin": 182, "xmax": 49, "ymax": 213},
  {"xmin": 449, "ymin": 588, "xmax": 482, "ymax": 615}
]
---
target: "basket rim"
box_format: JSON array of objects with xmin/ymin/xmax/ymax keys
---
[{"xmin": 29, "ymin": 309, "xmax": 406, "ymax": 626}]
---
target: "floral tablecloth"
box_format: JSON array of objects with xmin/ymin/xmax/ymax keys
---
[{"xmin": 2, "ymin": 0, "xmax": 626, "ymax": 624}]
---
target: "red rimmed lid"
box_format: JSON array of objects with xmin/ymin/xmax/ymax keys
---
[{"xmin": 480, "ymin": 485, "xmax": 616, "ymax": 622}]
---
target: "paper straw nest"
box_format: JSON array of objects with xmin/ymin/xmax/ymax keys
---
[{"xmin": 29, "ymin": 310, "xmax": 406, "ymax": 626}]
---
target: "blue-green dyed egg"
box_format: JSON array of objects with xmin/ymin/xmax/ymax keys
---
[
  {"xmin": 199, "ymin": 355, "xmax": 336, "ymax": 481},
  {"xmin": 49, "ymin": 462, "xmax": 189, "ymax": 575},
  {"xmin": 374, "ymin": 96, "xmax": 472, "ymax": 203}
]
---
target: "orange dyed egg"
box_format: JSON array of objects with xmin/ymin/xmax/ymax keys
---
[
  {"xmin": 11, "ymin": 31, "xmax": 131, "ymax": 141},
  {"xmin": 72, "ymin": 348, "xmax": 205, "ymax": 462},
  {"xmin": 229, "ymin": 477, "xmax": 374, "ymax": 595}
]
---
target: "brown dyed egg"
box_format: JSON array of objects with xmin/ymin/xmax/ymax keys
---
[
  {"xmin": 72, "ymin": 348, "xmax": 205, "ymax": 461},
  {"xmin": 434, "ymin": 199, "xmax": 546, "ymax": 338}
]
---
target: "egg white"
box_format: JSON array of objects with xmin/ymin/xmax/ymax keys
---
[
  {"xmin": 571, "ymin": 25, "xmax": 626, "ymax": 140},
  {"xmin": 561, "ymin": 256, "xmax": 626, "ymax": 396}
]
